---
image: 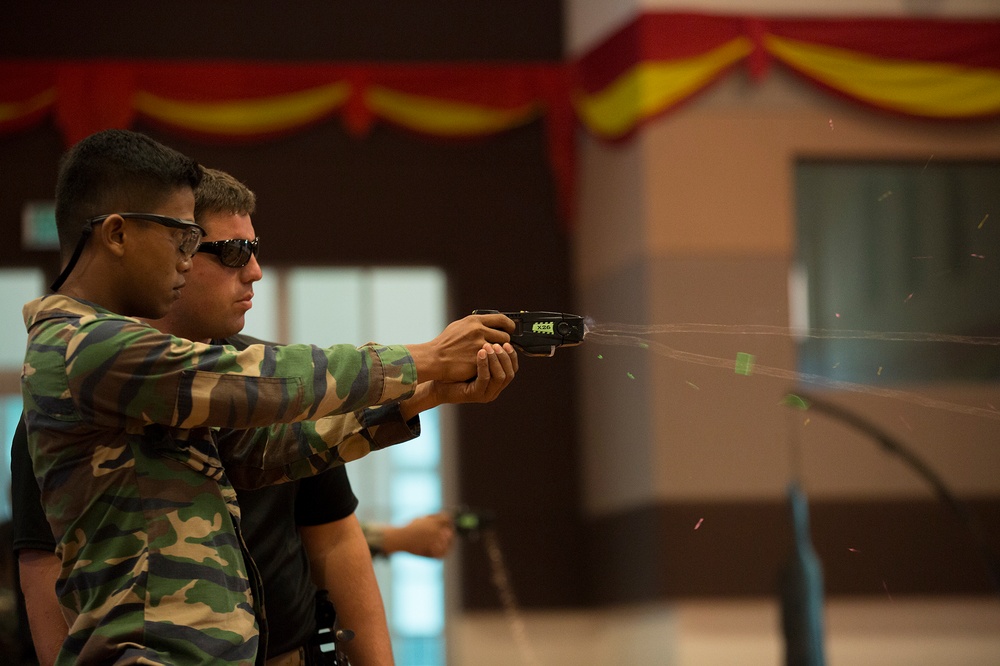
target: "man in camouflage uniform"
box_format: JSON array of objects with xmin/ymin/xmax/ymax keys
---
[
  {"xmin": 20, "ymin": 129, "xmax": 515, "ymax": 665},
  {"xmin": 17, "ymin": 164, "xmax": 515, "ymax": 666}
]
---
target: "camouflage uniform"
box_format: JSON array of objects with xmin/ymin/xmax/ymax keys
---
[{"xmin": 21, "ymin": 295, "xmax": 418, "ymax": 665}]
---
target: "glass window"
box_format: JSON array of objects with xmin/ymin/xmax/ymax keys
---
[
  {"xmin": 371, "ymin": 268, "xmax": 448, "ymax": 344},
  {"xmin": 0, "ymin": 395, "xmax": 23, "ymax": 523},
  {"xmin": 241, "ymin": 267, "xmax": 280, "ymax": 343},
  {"xmin": 288, "ymin": 268, "xmax": 367, "ymax": 345},
  {"xmin": 794, "ymin": 160, "xmax": 1000, "ymax": 383},
  {"xmin": 284, "ymin": 266, "xmax": 449, "ymax": 665},
  {"xmin": 0, "ymin": 269, "xmax": 45, "ymax": 370},
  {"xmin": 0, "ymin": 269, "xmax": 44, "ymax": 524}
]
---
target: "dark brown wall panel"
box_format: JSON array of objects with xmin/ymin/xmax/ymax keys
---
[
  {"xmin": 586, "ymin": 499, "xmax": 1000, "ymax": 603},
  {"xmin": 0, "ymin": 1, "xmax": 563, "ymax": 61}
]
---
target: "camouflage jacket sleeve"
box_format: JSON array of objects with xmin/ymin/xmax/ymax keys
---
[
  {"xmin": 212, "ymin": 335, "xmax": 422, "ymax": 489},
  {"xmin": 218, "ymin": 405, "xmax": 421, "ymax": 489},
  {"xmin": 38, "ymin": 301, "xmax": 416, "ymax": 430}
]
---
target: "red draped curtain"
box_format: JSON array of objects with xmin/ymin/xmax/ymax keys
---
[
  {"xmin": 574, "ymin": 13, "xmax": 1000, "ymax": 140},
  {"xmin": 0, "ymin": 61, "xmax": 576, "ymax": 218},
  {"xmin": 2, "ymin": 14, "xmax": 998, "ymax": 221}
]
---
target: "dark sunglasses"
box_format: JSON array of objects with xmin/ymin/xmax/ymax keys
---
[
  {"xmin": 50, "ymin": 213, "xmax": 206, "ymax": 291},
  {"xmin": 197, "ymin": 237, "xmax": 260, "ymax": 268}
]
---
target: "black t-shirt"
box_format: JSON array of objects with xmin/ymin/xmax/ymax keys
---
[
  {"xmin": 235, "ymin": 468, "xmax": 357, "ymax": 656},
  {"xmin": 11, "ymin": 415, "xmax": 53, "ymax": 553},
  {"xmin": 11, "ymin": 333, "xmax": 359, "ymax": 658}
]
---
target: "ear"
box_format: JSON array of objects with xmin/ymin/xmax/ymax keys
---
[{"xmin": 96, "ymin": 214, "xmax": 129, "ymax": 258}]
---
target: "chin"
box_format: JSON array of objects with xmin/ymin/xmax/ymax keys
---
[
  {"xmin": 217, "ymin": 322, "xmax": 245, "ymax": 341},
  {"xmin": 141, "ymin": 304, "xmax": 173, "ymax": 321}
]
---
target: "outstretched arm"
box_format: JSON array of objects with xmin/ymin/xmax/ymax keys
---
[
  {"xmin": 219, "ymin": 341, "xmax": 515, "ymax": 489},
  {"xmin": 364, "ymin": 513, "xmax": 456, "ymax": 559}
]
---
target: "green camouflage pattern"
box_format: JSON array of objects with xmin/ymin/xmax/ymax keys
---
[{"xmin": 21, "ymin": 295, "xmax": 417, "ymax": 665}]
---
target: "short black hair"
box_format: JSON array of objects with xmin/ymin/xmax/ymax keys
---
[{"xmin": 54, "ymin": 129, "xmax": 203, "ymax": 258}]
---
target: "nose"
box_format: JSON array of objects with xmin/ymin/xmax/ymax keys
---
[
  {"xmin": 178, "ymin": 253, "xmax": 194, "ymax": 273},
  {"xmin": 242, "ymin": 253, "xmax": 263, "ymax": 282}
]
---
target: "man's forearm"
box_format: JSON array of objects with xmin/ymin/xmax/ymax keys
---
[
  {"xmin": 372, "ymin": 513, "xmax": 455, "ymax": 559},
  {"xmin": 300, "ymin": 515, "xmax": 394, "ymax": 666},
  {"xmin": 18, "ymin": 549, "xmax": 66, "ymax": 666},
  {"xmin": 398, "ymin": 383, "xmax": 440, "ymax": 423}
]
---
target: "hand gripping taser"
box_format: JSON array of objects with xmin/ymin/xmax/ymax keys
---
[{"xmin": 472, "ymin": 310, "xmax": 586, "ymax": 357}]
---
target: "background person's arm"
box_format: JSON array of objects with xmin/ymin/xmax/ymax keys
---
[{"xmin": 364, "ymin": 513, "xmax": 456, "ymax": 559}]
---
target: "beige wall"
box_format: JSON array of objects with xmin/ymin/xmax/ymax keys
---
[{"xmin": 577, "ymin": 67, "xmax": 1000, "ymax": 513}]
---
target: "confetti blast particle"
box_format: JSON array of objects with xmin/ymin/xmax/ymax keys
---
[
  {"xmin": 782, "ymin": 394, "xmax": 810, "ymax": 410},
  {"xmin": 734, "ymin": 352, "xmax": 755, "ymax": 376}
]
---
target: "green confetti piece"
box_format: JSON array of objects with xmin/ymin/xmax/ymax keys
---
[
  {"xmin": 734, "ymin": 352, "xmax": 755, "ymax": 376},
  {"xmin": 626, "ymin": 372, "xmax": 636, "ymax": 380},
  {"xmin": 455, "ymin": 513, "xmax": 479, "ymax": 531},
  {"xmin": 781, "ymin": 394, "xmax": 811, "ymax": 410},
  {"xmin": 597, "ymin": 354, "xmax": 603, "ymax": 360},
  {"xmin": 637, "ymin": 342, "xmax": 649, "ymax": 349}
]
